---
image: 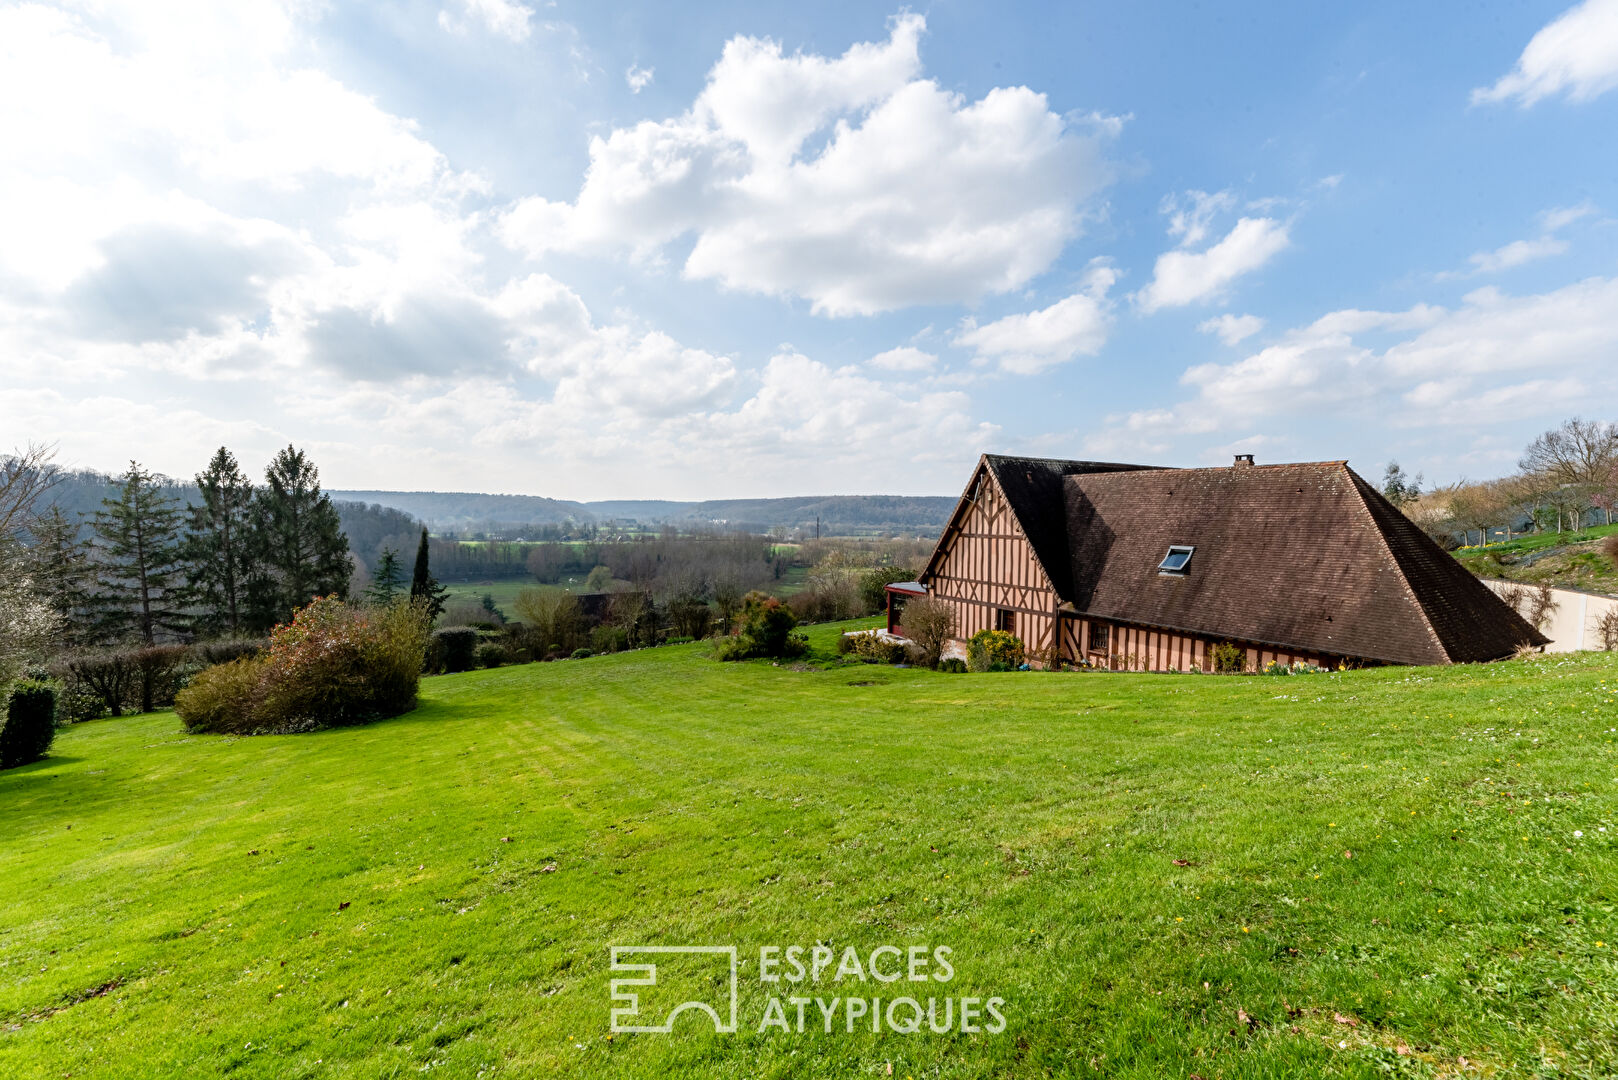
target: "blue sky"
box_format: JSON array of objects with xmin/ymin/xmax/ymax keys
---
[{"xmin": 2, "ymin": 0, "xmax": 1615, "ymax": 499}]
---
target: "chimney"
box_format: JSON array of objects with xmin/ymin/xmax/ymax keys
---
[{"xmin": 1233, "ymin": 453, "xmax": 1255, "ymax": 467}]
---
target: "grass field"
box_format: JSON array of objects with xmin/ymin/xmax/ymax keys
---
[
  {"xmin": 440, "ymin": 580, "xmax": 546, "ymax": 610},
  {"xmin": 3, "ymin": 622, "xmax": 1616, "ymax": 1078},
  {"xmin": 1455, "ymin": 524, "xmax": 1618, "ymax": 596}
]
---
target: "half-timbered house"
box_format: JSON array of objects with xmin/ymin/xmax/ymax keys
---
[{"xmin": 893, "ymin": 454, "xmax": 1545, "ymax": 671}]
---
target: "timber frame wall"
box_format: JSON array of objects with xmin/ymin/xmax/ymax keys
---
[
  {"xmin": 923, "ymin": 464, "xmax": 1062, "ymax": 662},
  {"xmin": 922, "ymin": 462, "xmax": 1343, "ymax": 673}
]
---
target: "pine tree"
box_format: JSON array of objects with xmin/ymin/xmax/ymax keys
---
[
  {"xmin": 91, "ymin": 462, "xmax": 191, "ymax": 644},
  {"xmin": 27, "ymin": 506, "xmax": 96, "ymax": 646},
  {"xmin": 185, "ymin": 447, "xmax": 257, "ymax": 637},
  {"xmin": 364, "ymin": 546, "xmax": 406, "ymax": 606},
  {"xmin": 410, "ymin": 527, "xmax": 448, "ymax": 621},
  {"xmin": 254, "ymin": 446, "xmax": 350, "ymax": 624}
]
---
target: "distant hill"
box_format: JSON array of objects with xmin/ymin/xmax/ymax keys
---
[
  {"xmin": 330, "ymin": 490, "xmax": 588, "ymax": 528},
  {"xmin": 330, "ymin": 490, "xmax": 955, "ymax": 534},
  {"xmin": 40, "ymin": 471, "xmax": 954, "ymax": 539},
  {"xmin": 39, "ymin": 470, "xmax": 420, "ymax": 566}
]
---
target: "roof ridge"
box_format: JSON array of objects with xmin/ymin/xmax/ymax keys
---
[{"xmin": 1341, "ymin": 467, "xmax": 1452, "ymax": 661}]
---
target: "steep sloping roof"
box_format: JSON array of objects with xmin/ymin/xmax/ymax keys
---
[
  {"xmin": 979, "ymin": 455, "xmax": 1161, "ymax": 598},
  {"xmin": 1059, "ymin": 462, "xmax": 1545, "ymax": 665}
]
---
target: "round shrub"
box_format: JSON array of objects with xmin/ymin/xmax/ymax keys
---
[
  {"xmin": 716, "ymin": 591, "xmax": 808, "ymax": 661},
  {"xmin": 938, "ymin": 657, "xmax": 967, "ymax": 673},
  {"xmin": 1, "ymin": 680, "xmax": 58, "ymax": 769},
  {"xmin": 433, "ymin": 627, "xmax": 479, "ymax": 674},
  {"xmin": 571, "ymin": 648, "xmax": 593, "ymax": 659},
  {"xmin": 966, "ymin": 629, "xmax": 1024, "ymax": 672},
  {"xmin": 591, "ymin": 626, "xmax": 629, "ymax": 654},
  {"xmin": 174, "ymin": 657, "xmax": 265, "ymax": 735},
  {"xmin": 175, "ymin": 597, "xmax": 430, "ymax": 735},
  {"xmin": 475, "ymin": 642, "xmax": 510, "ymax": 668}
]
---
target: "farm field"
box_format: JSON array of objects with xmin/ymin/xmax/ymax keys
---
[
  {"xmin": 2, "ymin": 622, "xmax": 1616, "ymax": 1078},
  {"xmin": 440, "ymin": 580, "xmax": 548, "ymax": 610}
]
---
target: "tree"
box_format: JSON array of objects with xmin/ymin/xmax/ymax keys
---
[
  {"xmin": 1520, "ymin": 418, "xmax": 1618, "ymax": 532},
  {"xmin": 901, "ymin": 595, "xmax": 957, "ymax": 669},
  {"xmin": 513, "ymin": 587, "xmax": 583, "ymax": 657},
  {"xmin": 27, "ymin": 506, "xmax": 96, "ymax": 646},
  {"xmin": 1380, "ymin": 461, "xmax": 1423, "ymax": 510},
  {"xmin": 584, "ymin": 564, "xmax": 613, "ymax": 591},
  {"xmin": 254, "ymin": 446, "xmax": 350, "ymax": 624},
  {"xmin": 0, "ymin": 445, "xmax": 61, "ymax": 685},
  {"xmin": 185, "ymin": 447, "xmax": 257, "ymax": 636},
  {"xmin": 91, "ymin": 462, "xmax": 191, "ymax": 645},
  {"xmin": 409, "ymin": 528, "xmax": 448, "ymax": 621},
  {"xmin": 364, "ymin": 547, "xmax": 406, "ymax": 607}
]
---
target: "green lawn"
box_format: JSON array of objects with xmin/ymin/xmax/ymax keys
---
[
  {"xmin": 440, "ymin": 580, "xmax": 544, "ymax": 610},
  {"xmin": 3, "ymin": 623, "xmax": 1617, "ymax": 1078},
  {"xmin": 1456, "ymin": 523, "xmax": 1618, "ymax": 596}
]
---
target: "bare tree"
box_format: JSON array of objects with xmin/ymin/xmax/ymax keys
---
[
  {"xmin": 1520, "ymin": 418, "xmax": 1618, "ymax": 532},
  {"xmin": 0, "ymin": 443, "xmax": 61, "ymax": 542},
  {"xmin": 900, "ymin": 595, "xmax": 956, "ymax": 669}
]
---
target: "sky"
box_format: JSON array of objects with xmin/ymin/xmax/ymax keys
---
[{"xmin": 2, "ymin": 0, "xmax": 1616, "ymax": 500}]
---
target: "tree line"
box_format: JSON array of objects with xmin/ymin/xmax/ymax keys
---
[
  {"xmin": 20, "ymin": 444, "xmax": 445, "ymax": 649},
  {"xmin": 1382, "ymin": 417, "xmax": 1618, "ymax": 546}
]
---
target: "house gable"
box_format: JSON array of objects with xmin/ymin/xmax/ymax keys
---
[{"xmin": 919, "ymin": 459, "xmax": 1063, "ymax": 654}]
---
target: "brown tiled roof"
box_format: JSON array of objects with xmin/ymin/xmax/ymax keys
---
[
  {"xmin": 1052, "ymin": 461, "xmax": 1545, "ymax": 665},
  {"xmin": 979, "ymin": 455, "xmax": 1161, "ymax": 597}
]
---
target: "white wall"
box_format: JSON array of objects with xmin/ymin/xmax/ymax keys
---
[{"xmin": 1482, "ymin": 579, "xmax": 1618, "ymax": 653}]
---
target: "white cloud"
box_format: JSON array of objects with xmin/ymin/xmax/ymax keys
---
[
  {"xmin": 869, "ymin": 346, "xmax": 937, "ymax": 372},
  {"xmin": 1462, "ymin": 236, "xmax": 1569, "ymax": 275},
  {"xmin": 498, "ymin": 13, "xmax": 1120, "ymax": 315},
  {"xmin": 626, "ymin": 64, "xmax": 654, "ymax": 93},
  {"xmin": 1134, "ymin": 216, "xmax": 1290, "ymax": 313},
  {"xmin": 1197, "ymin": 313, "xmax": 1265, "ymax": 345},
  {"xmin": 0, "ymin": 1, "xmax": 1003, "ymax": 497},
  {"xmin": 953, "ymin": 263, "xmax": 1117, "ymax": 374},
  {"xmin": 1439, "ymin": 201, "xmax": 1595, "ymax": 278},
  {"xmin": 439, "ymin": 0, "xmax": 535, "ymax": 42},
  {"xmin": 1473, "ymin": 0, "xmax": 1618, "ymax": 106},
  {"xmin": 1164, "ymin": 190, "xmax": 1236, "ymax": 248},
  {"xmin": 1081, "ymin": 275, "xmax": 1618, "ymax": 469}
]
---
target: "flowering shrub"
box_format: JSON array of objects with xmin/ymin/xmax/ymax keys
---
[
  {"xmin": 716, "ymin": 591, "xmax": 807, "ymax": 660},
  {"xmin": 966, "ymin": 629, "xmax": 1024, "ymax": 672},
  {"xmin": 176, "ymin": 596, "xmax": 430, "ymax": 735},
  {"xmin": 1262, "ymin": 660, "xmax": 1324, "ymax": 675}
]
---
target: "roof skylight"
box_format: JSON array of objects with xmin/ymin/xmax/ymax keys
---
[{"xmin": 1158, "ymin": 545, "xmax": 1194, "ymax": 575}]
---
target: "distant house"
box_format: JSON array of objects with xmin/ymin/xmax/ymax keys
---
[{"xmin": 888, "ymin": 454, "xmax": 1545, "ymax": 671}]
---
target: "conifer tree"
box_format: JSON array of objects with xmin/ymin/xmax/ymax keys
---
[
  {"xmin": 27, "ymin": 506, "xmax": 96, "ymax": 646},
  {"xmin": 185, "ymin": 447, "xmax": 257, "ymax": 637},
  {"xmin": 91, "ymin": 462, "xmax": 190, "ymax": 644},
  {"xmin": 364, "ymin": 546, "xmax": 406, "ymax": 606},
  {"xmin": 409, "ymin": 527, "xmax": 448, "ymax": 621},
  {"xmin": 253, "ymin": 446, "xmax": 350, "ymax": 624}
]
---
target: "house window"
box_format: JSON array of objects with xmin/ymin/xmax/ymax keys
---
[
  {"xmin": 1158, "ymin": 545, "xmax": 1195, "ymax": 575},
  {"xmin": 995, "ymin": 608, "xmax": 1014, "ymax": 633},
  {"xmin": 1089, "ymin": 621, "xmax": 1110, "ymax": 652}
]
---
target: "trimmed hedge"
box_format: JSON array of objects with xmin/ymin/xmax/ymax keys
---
[
  {"xmin": 2, "ymin": 681, "xmax": 58, "ymax": 769},
  {"xmin": 433, "ymin": 628, "xmax": 479, "ymax": 674}
]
